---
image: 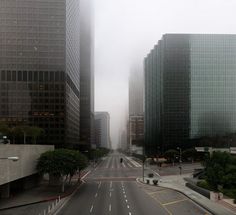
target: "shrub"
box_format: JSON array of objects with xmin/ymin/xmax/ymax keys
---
[{"xmin": 197, "ymin": 180, "xmax": 214, "ymax": 191}]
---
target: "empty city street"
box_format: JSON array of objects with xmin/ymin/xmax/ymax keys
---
[{"xmin": 57, "ymin": 152, "xmax": 210, "ymax": 215}]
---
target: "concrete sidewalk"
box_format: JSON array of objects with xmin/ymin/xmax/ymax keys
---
[
  {"xmin": 141, "ymin": 174, "xmax": 236, "ymax": 215},
  {"xmin": 0, "ymin": 169, "xmax": 91, "ymax": 211}
]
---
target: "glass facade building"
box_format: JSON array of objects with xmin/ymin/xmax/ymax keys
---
[
  {"xmin": 0, "ymin": 0, "xmax": 81, "ymax": 147},
  {"xmin": 144, "ymin": 34, "xmax": 236, "ymax": 155}
]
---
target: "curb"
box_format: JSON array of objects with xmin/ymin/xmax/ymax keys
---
[
  {"xmin": 0, "ymin": 170, "xmax": 91, "ymax": 212},
  {"xmin": 136, "ymin": 178, "xmax": 216, "ymax": 215},
  {"xmin": 0, "ymin": 182, "xmax": 81, "ymax": 211}
]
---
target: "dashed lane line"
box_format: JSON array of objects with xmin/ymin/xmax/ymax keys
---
[
  {"xmin": 98, "ymin": 181, "xmax": 101, "ymax": 189},
  {"xmin": 109, "ymin": 204, "xmax": 112, "ymax": 212},
  {"xmin": 90, "ymin": 205, "xmax": 93, "ymax": 213}
]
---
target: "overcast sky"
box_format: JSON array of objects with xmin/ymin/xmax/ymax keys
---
[{"xmin": 93, "ymin": 0, "xmax": 236, "ymax": 148}]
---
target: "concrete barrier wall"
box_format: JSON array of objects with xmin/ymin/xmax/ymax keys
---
[
  {"xmin": 186, "ymin": 182, "xmax": 210, "ymax": 199},
  {"xmin": 0, "ymin": 145, "xmax": 54, "ymax": 186}
]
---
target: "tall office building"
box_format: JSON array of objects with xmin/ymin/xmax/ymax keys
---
[
  {"xmin": 119, "ymin": 129, "xmax": 127, "ymax": 151},
  {"xmin": 0, "ymin": 0, "xmax": 81, "ymax": 147},
  {"xmin": 128, "ymin": 66, "xmax": 144, "ymax": 153},
  {"xmin": 79, "ymin": 0, "xmax": 95, "ymax": 150},
  {"xmin": 95, "ymin": 112, "xmax": 111, "ymax": 149},
  {"xmin": 129, "ymin": 66, "xmax": 144, "ymax": 116},
  {"xmin": 145, "ymin": 34, "xmax": 236, "ymax": 156}
]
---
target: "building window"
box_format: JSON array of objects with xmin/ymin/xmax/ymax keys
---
[
  {"xmin": 1, "ymin": 70, "xmax": 6, "ymax": 81},
  {"xmin": 18, "ymin": 71, "xmax": 22, "ymax": 81}
]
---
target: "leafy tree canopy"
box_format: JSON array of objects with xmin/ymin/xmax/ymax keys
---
[
  {"xmin": 203, "ymin": 151, "xmax": 236, "ymax": 189},
  {"xmin": 164, "ymin": 149, "xmax": 179, "ymax": 161},
  {"xmin": 37, "ymin": 149, "xmax": 88, "ymax": 177}
]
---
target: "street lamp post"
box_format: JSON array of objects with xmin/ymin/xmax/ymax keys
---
[
  {"xmin": 177, "ymin": 147, "xmax": 182, "ymax": 175},
  {"xmin": 0, "ymin": 157, "xmax": 19, "ymax": 161},
  {"xmin": 142, "ymin": 145, "xmax": 146, "ymax": 182}
]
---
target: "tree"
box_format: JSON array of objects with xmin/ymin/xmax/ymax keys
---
[
  {"xmin": 10, "ymin": 125, "xmax": 31, "ymax": 144},
  {"xmin": 0, "ymin": 122, "xmax": 10, "ymax": 135},
  {"xmin": 203, "ymin": 151, "xmax": 236, "ymax": 189},
  {"xmin": 10, "ymin": 125, "xmax": 44, "ymax": 144},
  {"xmin": 182, "ymin": 148, "xmax": 198, "ymax": 162},
  {"xmin": 37, "ymin": 149, "xmax": 88, "ymax": 192},
  {"xmin": 28, "ymin": 126, "xmax": 44, "ymax": 144},
  {"xmin": 164, "ymin": 149, "xmax": 178, "ymax": 164},
  {"xmin": 90, "ymin": 147, "xmax": 110, "ymax": 161}
]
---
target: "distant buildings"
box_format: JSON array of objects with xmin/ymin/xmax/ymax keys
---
[
  {"xmin": 144, "ymin": 34, "xmax": 236, "ymax": 156},
  {"xmin": 95, "ymin": 112, "xmax": 111, "ymax": 149},
  {"xmin": 129, "ymin": 66, "xmax": 144, "ymax": 116},
  {"xmin": 79, "ymin": 0, "xmax": 95, "ymax": 150},
  {"xmin": 119, "ymin": 128, "xmax": 127, "ymax": 151},
  {"xmin": 128, "ymin": 66, "xmax": 144, "ymax": 154}
]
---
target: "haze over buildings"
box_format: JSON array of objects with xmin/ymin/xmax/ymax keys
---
[
  {"xmin": 94, "ymin": 0, "xmax": 236, "ymax": 148},
  {"xmin": 95, "ymin": 112, "xmax": 111, "ymax": 149},
  {"xmin": 145, "ymin": 34, "xmax": 236, "ymax": 156},
  {"xmin": 79, "ymin": 0, "xmax": 95, "ymax": 150},
  {"xmin": 128, "ymin": 66, "xmax": 144, "ymax": 154}
]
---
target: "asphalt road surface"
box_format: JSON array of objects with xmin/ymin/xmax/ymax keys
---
[{"xmin": 58, "ymin": 152, "xmax": 211, "ymax": 215}]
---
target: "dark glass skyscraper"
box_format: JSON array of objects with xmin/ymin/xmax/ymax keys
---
[
  {"xmin": 0, "ymin": 0, "xmax": 81, "ymax": 147},
  {"xmin": 145, "ymin": 34, "xmax": 236, "ymax": 155}
]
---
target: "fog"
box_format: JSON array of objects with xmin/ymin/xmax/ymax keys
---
[{"xmin": 94, "ymin": 0, "xmax": 236, "ymax": 148}]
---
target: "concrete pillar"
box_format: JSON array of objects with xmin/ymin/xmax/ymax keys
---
[{"xmin": 0, "ymin": 183, "xmax": 10, "ymax": 198}]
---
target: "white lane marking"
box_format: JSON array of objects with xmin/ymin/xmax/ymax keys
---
[
  {"xmin": 90, "ymin": 205, "xmax": 93, "ymax": 213},
  {"xmin": 110, "ymin": 181, "xmax": 113, "ymax": 188},
  {"xmin": 95, "ymin": 193, "xmax": 98, "ymax": 198},
  {"xmin": 109, "ymin": 204, "xmax": 112, "ymax": 212},
  {"xmin": 122, "ymin": 162, "xmax": 126, "ymax": 168},
  {"xmin": 127, "ymin": 163, "xmax": 132, "ymax": 168},
  {"xmin": 123, "ymin": 191, "xmax": 125, "ymax": 194},
  {"xmin": 110, "ymin": 192, "xmax": 112, "ymax": 197},
  {"xmin": 106, "ymin": 157, "xmax": 110, "ymax": 168},
  {"xmin": 98, "ymin": 181, "xmax": 101, "ymax": 189},
  {"xmin": 125, "ymin": 156, "xmax": 142, "ymax": 167},
  {"xmin": 124, "ymin": 195, "xmax": 127, "ymax": 198},
  {"xmin": 127, "ymin": 205, "xmax": 130, "ymax": 209},
  {"xmin": 125, "ymin": 199, "xmax": 128, "ymax": 203},
  {"xmin": 81, "ymin": 170, "xmax": 91, "ymax": 179},
  {"xmin": 129, "ymin": 212, "xmax": 132, "ymax": 215},
  {"xmin": 111, "ymin": 157, "xmax": 114, "ymax": 169}
]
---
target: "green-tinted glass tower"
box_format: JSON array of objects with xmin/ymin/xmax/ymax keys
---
[{"xmin": 145, "ymin": 34, "xmax": 236, "ymax": 156}]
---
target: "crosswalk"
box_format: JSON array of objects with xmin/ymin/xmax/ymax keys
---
[
  {"xmin": 125, "ymin": 156, "xmax": 142, "ymax": 168},
  {"xmin": 101, "ymin": 156, "xmax": 142, "ymax": 169}
]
